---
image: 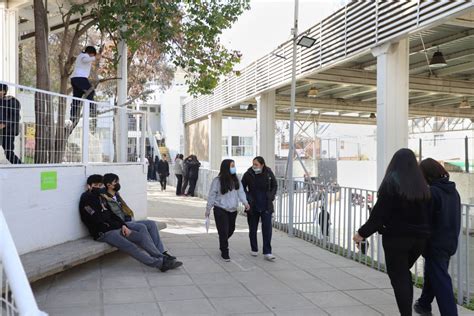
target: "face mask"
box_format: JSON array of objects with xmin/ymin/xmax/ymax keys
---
[
  {"xmin": 91, "ymin": 187, "xmax": 102, "ymax": 196},
  {"xmin": 252, "ymin": 167, "xmax": 262, "ymax": 174},
  {"xmin": 230, "ymin": 167, "xmax": 237, "ymax": 175},
  {"xmin": 114, "ymin": 183, "xmax": 121, "ymax": 192}
]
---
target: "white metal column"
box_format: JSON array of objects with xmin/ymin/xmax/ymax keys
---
[
  {"xmin": 117, "ymin": 39, "xmax": 128, "ymax": 162},
  {"xmin": 372, "ymin": 39, "xmax": 409, "ymax": 186},
  {"xmin": 0, "ymin": 5, "xmax": 18, "ymax": 85},
  {"xmin": 256, "ymin": 90, "xmax": 276, "ymax": 170},
  {"xmin": 208, "ymin": 111, "xmax": 222, "ymax": 170}
]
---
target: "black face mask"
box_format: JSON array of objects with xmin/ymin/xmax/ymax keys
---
[
  {"xmin": 91, "ymin": 187, "xmax": 102, "ymax": 196},
  {"xmin": 114, "ymin": 183, "xmax": 121, "ymax": 192}
]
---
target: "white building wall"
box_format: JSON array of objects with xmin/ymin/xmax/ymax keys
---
[{"xmin": 0, "ymin": 164, "xmax": 147, "ymax": 254}]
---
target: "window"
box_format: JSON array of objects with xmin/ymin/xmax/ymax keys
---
[
  {"xmin": 222, "ymin": 137, "xmax": 229, "ymax": 156},
  {"xmin": 231, "ymin": 136, "xmax": 253, "ymax": 156},
  {"xmin": 149, "ymin": 107, "xmax": 156, "ymax": 113}
]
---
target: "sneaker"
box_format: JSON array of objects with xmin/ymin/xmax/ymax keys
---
[
  {"xmin": 163, "ymin": 251, "xmax": 177, "ymax": 260},
  {"xmin": 413, "ymin": 300, "xmax": 432, "ymax": 315},
  {"xmin": 250, "ymin": 251, "xmax": 258, "ymax": 257},
  {"xmin": 160, "ymin": 258, "xmax": 183, "ymax": 272},
  {"xmin": 264, "ymin": 254, "xmax": 276, "ymax": 261},
  {"xmin": 221, "ymin": 251, "xmax": 231, "ymax": 262}
]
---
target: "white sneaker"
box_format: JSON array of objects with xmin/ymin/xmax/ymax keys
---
[
  {"xmin": 250, "ymin": 251, "xmax": 258, "ymax": 257},
  {"xmin": 264, "ymin": 254, "xmax": 276, "ymax": 261}
]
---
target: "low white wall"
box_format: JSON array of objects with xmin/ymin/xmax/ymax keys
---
[
  {"xmin": 337, "ymin": 160, "xmax": 377, "ymax": 191},
  {"xmin": 0, "ymin": 163, "xmax": 147, "ymax": 255}
]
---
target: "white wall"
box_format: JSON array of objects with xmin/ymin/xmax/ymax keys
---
[
  {"xmin": 337, "ymin": 160, "xmax": 377, "ymax": 191},
  {"xmin": 0, "ymin": 163, "xmax": 147, "ymax": 254}
]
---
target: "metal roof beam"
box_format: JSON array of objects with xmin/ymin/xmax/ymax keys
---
[
  {"xmin": 434, "ymin": 61, "xmax": 474, "ymax": 77},
  {"xmin": 307, "ymin": 68, "xmax": 474, "ymax": 96},
  {"xmin": 330, "ymin": 87, "xmax": 375, "ymax": 99},
  {"xmin": 410, "ymin": 49, "xmax": 474, "ymax": 75}
]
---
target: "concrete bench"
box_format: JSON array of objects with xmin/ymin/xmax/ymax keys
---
[{"xmin": 21, "ymin": 221, "xmax": 167, "ymax": 283}]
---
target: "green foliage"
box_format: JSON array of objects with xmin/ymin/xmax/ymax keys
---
[{"xmin": 95, "ymin": 0, "xmax": 249, "ymax": 96}]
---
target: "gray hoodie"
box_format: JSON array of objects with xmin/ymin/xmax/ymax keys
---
[{"xmin": 206, "ymin": 177, "xmax": 248, "ymax": 212}]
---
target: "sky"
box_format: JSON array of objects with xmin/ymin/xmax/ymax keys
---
[{"xmin": 221, "ymin": 0, "xmax": 348, "ymax": 68}]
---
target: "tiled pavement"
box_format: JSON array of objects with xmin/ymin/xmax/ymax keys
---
[{"xmin": 32, "ymin": 183, "xmax": 474, "ymax": 316}]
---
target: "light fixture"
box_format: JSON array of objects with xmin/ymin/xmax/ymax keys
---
[
  {"xmin": 459, "ymin": 98, "xmax": 471, "ymax": 109},
  {"xmin": 429, "ymin": 48, "xmax": 447, "ymax": 68},
  {"xmin": 247, "ymin": 104, "xmax": 255, "ymax": 111},
  {"xmin": 307, "ymin": 87, "xmax": 318, "ymax": 98},
  {"xmin": 297, "ymin": 35, "xmax": 316, "ymax": 48},
  {"xmin": 369, "ymin": 113, "xmax": 376, "ymax": 119}
]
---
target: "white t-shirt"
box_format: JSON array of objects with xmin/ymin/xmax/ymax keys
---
[{"xmin": 71, "ymin": 53, "xmax": 96, "ymax": 78}]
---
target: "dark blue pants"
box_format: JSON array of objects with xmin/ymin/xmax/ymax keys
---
[
  {"xmin": 247, "ymin": 210, "xmax": 273, "ymax": 255},
  {"xmin": 418, "ymin": 258, "xmax": 458, "ymax": 316}
]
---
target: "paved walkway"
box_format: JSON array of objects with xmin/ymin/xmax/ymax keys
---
[{"xmin": 32, "ymin": 183, "xmax": 474, "ymax": 316}]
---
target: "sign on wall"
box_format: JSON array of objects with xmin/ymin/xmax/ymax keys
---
[{"xmin": 41, "ymin": 171, "xmax": 57, "ymax": 191}]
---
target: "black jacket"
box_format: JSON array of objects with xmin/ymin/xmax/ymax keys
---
[
  {"xmin": 79, "ymin": 191, "xmax": 127, "ymax": 240},
  {"xmin": 241, "ymin": 167, "xmax": 278, "ymax": 213},
  {"xmin": 358, "ymin": 193, "xmax": 431, "ymax": 239},
  {"xmin": 0, "ymin": 96, "xmax": 21, "ymax": 136},
  {"xmin": 186, "ymin": 160, "xmax": 201, "ymax": 180},
  {"xmin": 156, "ymin": 159, "xmax": 169, "ymax": 176},
  {"xmin": 423, "ymin": 178, "xmax": 461, "ymax": 260}
]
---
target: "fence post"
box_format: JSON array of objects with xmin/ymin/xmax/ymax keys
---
[
  {"xmin": 346, "ymin": 188, "xmax": 352, "ymax": 259},
  {"xmin": 140, "ymin": 113, "xmax": 146, "ymax": 163},
  {"xmin": 465, "ymin": 136, "xmax": 469, "ymax": 173},
  {"xmin": 82, "ymin": 100, "xmax": 90, "ymax": 164},
  {"xmin": 419, "ymin": 138, "xmax": 422, "ymax": 162}
]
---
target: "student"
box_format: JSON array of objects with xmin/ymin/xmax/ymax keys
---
[
  {"xmin": 241, "ymin": 156, "xmax": 277, "ymax": 261},
  {"xmin": 80, "ymin": 174, "xmax": 182, "ymax": 272},
  {"xmin": 157, "ymin": 154, "xmax": 170, "ymax": 191},
  {"xmin": 101, "ymin": 173, "xmax": 177, "ymax": 261},
  {"xmin": 414, "ymin": 158, "xmax": 461, "ymax": 316},
  {"xmin": 206, "ymin": 159, "xmax": 250, "ymax": 261},
  {"xmin": 185, "ymin": 155, "xmax": 201, "ymax": 197},
  {"xmin": 0, "ymin": 84, "xmax": 21, "ymax": 164},
  {"xmin": 70, "ymin": 46, "xmax": 101, "ymax": 131},
  {"xmin": 174, "ymin": 154, "xmax": 184, "ymax": 196},
  {"xmin": 353, "ymin": 148, "xmax": 431, "ymax": 316}
]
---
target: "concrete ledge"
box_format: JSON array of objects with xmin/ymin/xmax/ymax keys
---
[{"xmin": 22, "ymin": 221, "xmax": 167, "ymax": 283}]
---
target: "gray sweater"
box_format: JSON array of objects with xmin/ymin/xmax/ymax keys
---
[{"xmin": 206, "ymin": 177, "xmax": 248, "ymax": 212}]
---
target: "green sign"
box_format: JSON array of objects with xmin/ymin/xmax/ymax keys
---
[{"xmin": 41, "ymin": 171, "xmax": 57, "ymax": 191}]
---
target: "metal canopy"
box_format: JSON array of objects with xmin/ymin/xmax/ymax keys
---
[{"xmin": 183, "ymin": 1, "xmax": 474, "ymax": 125}]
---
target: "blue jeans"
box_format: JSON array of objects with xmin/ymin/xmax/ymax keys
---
[
  {"xmin": 418, "ymin": 258, "xmax": 458, "ymax": 316},
  {"xmin": 247, "ymin": 210, "xmax": 273, "ymax": 255},
  {"xmin": 98, "ymin": 224, "xmax": 163, "ymax": 268},
  {"xmin": 128, "ymin": 220, "xmax": 166, "ymax": 254}
]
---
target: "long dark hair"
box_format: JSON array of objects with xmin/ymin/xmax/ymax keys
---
[
  {"xmin": 378, "ymin": 148, "xmax": 430, "ymax": 201},
  {"xmin": 218, "ymin": 159, "xmax": 239, "ymax": 194},
  {"xmin": 420, "ymin": 158, "xmax": 449, "ymax": 185}
]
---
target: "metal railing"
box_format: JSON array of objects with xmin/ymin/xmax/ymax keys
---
[
  {"xmin": 0, "ymin": 81, "xmax": 147, "ymax": 166},
  {"xmin": 0, "ymin": 210, "xmax": 47, "ymax": 316},
  {"xmin": 166, "ymin": 167, "xmax": 474, "ymax": 306},
  {"xmin": 273, "ymin": 177, "xmax": 474, "ymax": 306},
  {"xmin": 183, "ymin": 0, "xmax": 473, "ymax": 123}
]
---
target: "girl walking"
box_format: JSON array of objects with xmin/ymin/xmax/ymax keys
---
[
  {"xmin": 206, "ymin": 159, "xmax": 249, "ymax": 261},
  {"xmin": 241, "ymin": 156, "xmax": 278, "ymax": 261},
  {"xmin": 353, "ymin": 148, "xmax": 431, "ymax": 316}
]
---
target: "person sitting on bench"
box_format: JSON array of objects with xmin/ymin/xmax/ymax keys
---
[
  {"xmin": 79, "ymin": 174, "xmax": 182, "ymax": 272},
  {"xmin": 101, "ymin": 173, "xmax": 176, "ymax": 260}
]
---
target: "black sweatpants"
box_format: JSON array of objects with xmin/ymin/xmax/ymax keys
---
[
  {"xmin": 187, "ymin": 178, "xmax": 198, "ymax": 196},
  {"xmin": 1, "ymin": 133, "xmax": 21, "ymax": 164},
  {"xmin": 213, "ymin": 207, "xmax": 238, "ymax": 254},
  {"xmin": 383, "ymin": 236, "xmax": 427, "ymax": 316},
  {"xmin": 158, "ymin": 174, "xmax": 167, "ymax": 190},
  {"xmin": 175, "ymin": 174, "xmax": 183, "ymax": 195},
  {"xmin": 418, "ymin": 258, "xmax": 458, "ymax": 315},
  {"xmin": 181, "ymin": 177, "xmax": 189, "ymax": 195}
]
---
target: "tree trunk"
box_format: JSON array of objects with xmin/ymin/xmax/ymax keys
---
[{"xmin": 33, "ymin": 0, "xmax": 52, "ymax": 163}]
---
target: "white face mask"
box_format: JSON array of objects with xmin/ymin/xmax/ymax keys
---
[{"xmin": 252, "ymin": 167, "xmax": 262, "ymax": 174}]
